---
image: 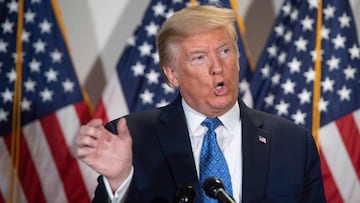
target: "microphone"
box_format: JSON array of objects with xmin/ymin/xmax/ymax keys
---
[
  {"xmin": 203, "ymin": 177, "xmax": 236, "ymax": 203},
  {"xmin": 174, "ymin": 184, "xmax": 196, "ymax": 203}
]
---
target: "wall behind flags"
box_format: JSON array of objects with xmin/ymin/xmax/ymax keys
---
[{"xmin": 57, "ymin": 0, "xmax": 360, "ymax": 108}]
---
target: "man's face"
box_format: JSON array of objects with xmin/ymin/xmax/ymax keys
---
[{"xmin": 164, "ymin": 28, "xmax": 240, "ymax": 117}]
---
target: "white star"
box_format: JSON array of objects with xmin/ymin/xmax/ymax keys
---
[
  {"xmin": 326, "ymin": 55, "xmax": 340, "ymax": 71},
  {"xmin": 308, "ymin": 0, "xmax": 318, "ymax": 9},
  {"xmin": 31, "ymin": 0, "xmax": 41, "ymax": 3},
  {"xmin": 22, "ymin": 30, "xmax": 31, "ymax": 43},
  {"xmin": 301, "ymin": 15, "xmax": 314, "ymax": 31},
  {"xmin": 0, "ymin": 108, "xmax": 9, "ymax": 122},
  {"xmin": 6, "ymin": 69, "xmax": 16, "ymax": 83},
  {"xmin": 127, "ymin": 36, "xmax": 136, "ymax": 46},
  {"xmin": 50, "ymin": 49, "xmax": 62, "ymax": 63},
  {"xmin": 348, "ymin": 44, "xmax": 360, "ymax": 59},
  {"xmin": 21, "ymin": 97, "xmax": 32, "ymax": 111},
  {"xmin": 39, "ymin": 88, "xmax": 53, "ymax": 102},
  {"xmin": 138, "ymin": 41, "xmax": 153, "ymax": 57},
  {"xmin": 271, "ymin": 73, "xmax": 281, "ymax": 86},
  {"xmin": 44, "ymin": 68, "xmax": 58, "ymax": 82},
  {"xmin": 338, "ymin": 12, "xmax": 351, "ymax": 28},
  {"xmin": 156, "ymin": 99, "xmax": 170, "ymax": 108},
  {"xmin": 39, "ymin": 19, "xmax": 52, "ymax": 34},
  {"xmin": 310, "ymin": 49, "xmax": 324, "ymax": 61},
  {"xmin": 288, "ymin": 57, "xmax": 301, "ymax": 73},
  {"xmin": 284, "ymin": 30, "xmax": 293, "ymax": 43},
  {"xmin": 275, "ymin": 100, "xmax": 290, "ymax": 116},
  {"xmin": 298, "ymin": 89, "xmax": 312, "ymax": 104},
  {"xmin": 162, "ymin": 83, "xmax": 175, "ymax": 94},
  {"xmin": 274, "ymin": 24, "xmax": 284, "ymax": 37},
  {"xmin": 321, "ymin": 77, "xmax": 335, "ymax": 92},
  {"xmin": 261, "ymin": 64, "xmax": 271, "ymax": 78},
  {"xmin": 7, "ymin": 0, "xmax": 18, "ymax": 13},
  {"xmin": 165, "ymin": 9, "xmax": 175, "ymax": 19},
  {"xmin": 62, "ymin": 78, "xmax": 75, "ymax": 92},
  {"xmin": 294, "ymin": 36, "xmax": 308, "ymax": 52},
  {"xmin": 145, "ymin": 21, "xmax": 159, "ymax": 37},
  {"xmin": 332, "ymin": 34, "xmax": 346, "ymax": 49},
  {"xmin": 0, "ymin": 39, "xmax": 8, "ymax": 53},
  {"xmin": 24, "ymin": 9, "xmax": 36, "ymax": 23},
  {"xmin": 290, "ymin": 9, "xmax": 299, "ymax": 22},
  {"xmin": 2, "ymin": 88, "xmax": 13, "ymax": 103},
  {"xmin": 24, "ymin": 78, "xmax": 36, "ymax": 92},
  {"xmin": 152, "ymin": 52, "xmax": 159, "ymax": 64},
  {"xmin": 324, "ymin": 5, "xmax": 335, "ymax": 20},
  {"xmin": 281, "ymin": 79, "xmax": 296, "ymax": 95},
  {"xmin": 337, "ymin": 85, "xmax": 351, "ymax": 101},
  {"xmin": 277, "ymin": 52, "xmax": 287, "ymax": 64},
  {"xmin": 139, "ymin": 89, "xmax": 154, "ymax": 104},
  {"xmin": 239, "ymin": 79, "xmax": 249, "ymax": 93},
  {"xmin": 264, "ymin": 93, "xmax": 275, "ymax": 107},
  {"xmin": 2, "ymin": 19, "xmax": 14, "ymax": 34},
  {"xmin": 146, "ymin": 69, "xmax": 160, "ymax": 84},
  {"xmin": 29, "ymin": 58, "xmax": 41, "ymax": 72},
  {"xmin": 321, "ymin": 26, "xmax": 330, "ymax": 40},
  {"xmin": 152, "ymin": 2, "xmax": 166, "ymax": 16},
  {"xmin": 319, "ymin": 98, "xmax": 329, "ymax": 113},
  {"xmin": 132, "ymin": 62, "xmax": 145, "ymax": 76},
  {"xmin": 267, "ymin": 44, "xmax": 277, "ymax": 58},
  {"xmin": 282, "ymin": 2, "xmax": 292, "ymax": 16},
  {"xmin": 343, "ymin": 65, "xmax": 356, "ymax": 80},
  {"xmin": 33, "ymin": 39, "xmax": 46, "ymax": 53},
  {"xmin": 12, "ymin": 52, "xmax": 25, "ymax": 63},
  {"xmin": 291, "ymin": 110, "xmax": 307, "ymax": 125}
]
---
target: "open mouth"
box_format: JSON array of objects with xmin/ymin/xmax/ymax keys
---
[{"xmin": 216, "ymin": 81, "xmax": 224, "ymax": 89}]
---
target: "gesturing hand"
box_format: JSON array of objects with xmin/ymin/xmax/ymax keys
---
[{"xmin": 75, "ymin": 118, "xmax": 132, "ymax": 190}]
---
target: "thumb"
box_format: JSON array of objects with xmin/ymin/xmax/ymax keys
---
[{"xmin": 116, "ymin": 118, "xmax": 131, "ymax": 139}]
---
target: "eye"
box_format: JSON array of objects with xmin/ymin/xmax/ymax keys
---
[
  {"xmin": 219, "ymin": 47, "xmax": 231, "ymax": 58},
  {"xmin": 190, "ymin": 54, "xmax": 206, "ymax": 65}
]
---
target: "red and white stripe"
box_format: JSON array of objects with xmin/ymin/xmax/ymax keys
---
[
  {"xmin": 0, "ymin": 102, "xmax": 98, "ymax": 203},
  {"xmin": 320, "ymin": 108, "xmax": 360, "ymax": 203}
]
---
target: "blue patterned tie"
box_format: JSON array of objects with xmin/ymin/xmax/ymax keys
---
[{"xmin": 199, "ymin": 118, "xmax": 233, "ymax": 202}]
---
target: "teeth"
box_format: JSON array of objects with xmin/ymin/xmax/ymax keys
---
[{"xmin": 216, "ymin": 82, "xmax": 224, "ymax": 89}]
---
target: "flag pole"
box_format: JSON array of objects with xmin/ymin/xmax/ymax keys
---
[
  {"xmin": 229, "ymin": 0, "xmax": 254, "ymax": 71},
  {"xmin": 312, "ymin": 0, "xmax": 323, "ymax": 150},
  {"xmin": 8, "ymin": 0, "xmax": 24, "ymax": 202}
]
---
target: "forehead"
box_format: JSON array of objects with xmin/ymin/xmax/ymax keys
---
[{"xmin": 177, "ymin": 28, "xmax": 233, "ymax": 51}]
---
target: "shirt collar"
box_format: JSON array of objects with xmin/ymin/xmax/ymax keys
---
[{"xmin": 182, "ymin": 98, "xmax": 240, "ymax": 136}]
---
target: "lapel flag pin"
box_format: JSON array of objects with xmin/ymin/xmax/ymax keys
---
[{"xmin": 258, "ymin": 135, "xmax": 267, "ymax": 144}]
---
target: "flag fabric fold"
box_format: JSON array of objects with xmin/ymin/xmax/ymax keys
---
[
  {"xmin": 250, "ymin": 0, "xmax": 360, "ymax": 202},
  {"xmin": 0, "ymin": 0, "xmax": 97, "ymax": 202}
]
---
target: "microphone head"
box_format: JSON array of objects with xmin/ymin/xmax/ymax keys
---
[
  {"xmin": 203, "ymin": 177, "xmax": 224, "ymax": 198},
  {"xmin": 174, "ymin": 184, "xmax": 196, "ymax": 203}
]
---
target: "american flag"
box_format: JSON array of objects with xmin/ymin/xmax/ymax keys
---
[
  {"xmin": 0, "ymin": 0, "xmax": 97, "ymax": 202},
  {"xmin": 250, "ymin": 0, "xmax": 360, "ymax": 202},
  {"xmin": 93, "ymin": 0, "xmax": 253, "ymax": 122}
]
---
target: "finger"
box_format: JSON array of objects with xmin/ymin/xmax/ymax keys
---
[
  {"xmin": 76, "ymin": 133, "xmax": 98, "ymax": 148},
  {"xmin": 86, "ymin": 118, "xmax": 103, "ymax": 128},
  {"xmin": 117, "ymin": 118, "xmax": 129, "ymax": 136},
  {"xmin": 79, "ymin": 125, "xmax": 100, "ymax": 140},
  {"xmin": 75, "ymin": 146, "xmax": 93, "ymax": 160}
]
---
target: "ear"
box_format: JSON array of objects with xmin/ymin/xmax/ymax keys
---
[{"xmin": 163, "ymin": 65, "xmax": 179, "ymax": 88}]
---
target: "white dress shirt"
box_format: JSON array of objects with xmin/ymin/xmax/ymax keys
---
[
  {"xmin": 104, "ymin": 99, "xmax": 243, "ymax": 203},
  {"xmin": 182, "ymin": 99, "xmax": 242, "ymax": 202}
]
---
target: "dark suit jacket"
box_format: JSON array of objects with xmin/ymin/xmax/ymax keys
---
[{"xmin": 92, "ymin": 94, "xmax": 326, "ymax": 203}]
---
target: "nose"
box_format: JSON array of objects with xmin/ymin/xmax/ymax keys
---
[{"xmin": 209, "ymin": 54, "xmax": 223, "ymax": 75}]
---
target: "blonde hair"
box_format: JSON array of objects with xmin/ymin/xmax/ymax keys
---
[{"xmin": 156, "ymin": 5, "xmax": 238, "ymax": 84}]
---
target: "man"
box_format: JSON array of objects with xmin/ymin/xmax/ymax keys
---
[{"xmin": 76, "ymin": 5, "xmax": 326, "ymax": 203}]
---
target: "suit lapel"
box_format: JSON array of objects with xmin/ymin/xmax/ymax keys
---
[
  {"xmin": 240, "ymin": 100, "xmax": 271, "ymax": 202},
  {"xmin": 156, "ymin": 95, "xmax": 202, "ymax": 203}
]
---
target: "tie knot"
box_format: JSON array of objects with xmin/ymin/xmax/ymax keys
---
[{"xmin": 202, "ymin": 118, "xmax": 221, "ymax": 131}]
